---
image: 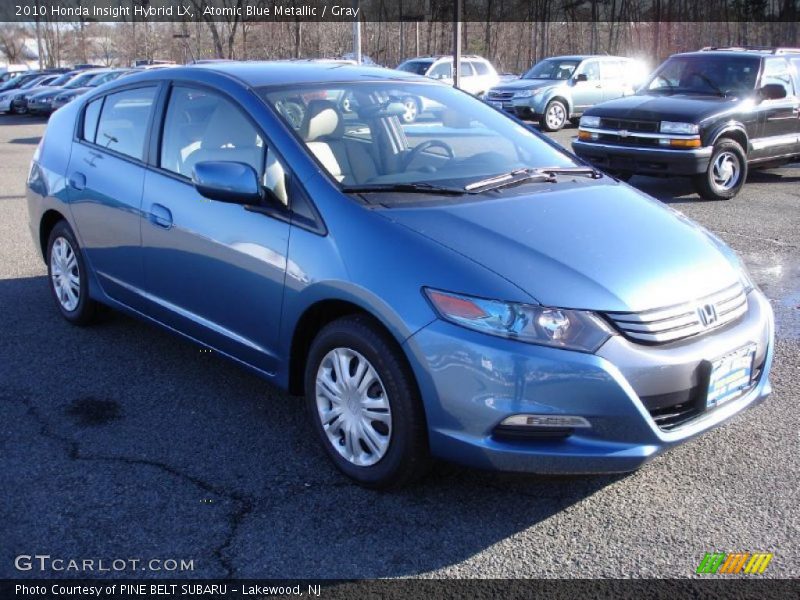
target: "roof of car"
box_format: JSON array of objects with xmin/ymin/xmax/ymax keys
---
[
  {"xmin": 131, "ymin": 60, "xmax": 423, "ymax": 87},
  {"xmin": 675, "ymin": 49, "xmax": 795, "ymax": 59}
]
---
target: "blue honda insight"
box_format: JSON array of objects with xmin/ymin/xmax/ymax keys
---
[{"xmin": 27, "ymin": 62, "xmax": 773, "ymax": 488}]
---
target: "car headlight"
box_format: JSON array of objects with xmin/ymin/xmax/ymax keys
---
[
  {"xmin": 660, "ymin": 121, "xmax": 699, "ymax": 134},
  {"xmin": 513, "ymin": 89, "xmax": 533, "ymax": 98},
  {"xmin": 579, "ymin": 115, "xmax": 601, "ymax": 128},
  {"xmin": 425, "ymin": 289, "xmax": 614, "ymax": 353}
]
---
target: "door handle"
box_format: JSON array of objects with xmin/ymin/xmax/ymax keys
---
[
  {"xmin": 148, "ymin": 203, "xmax": 173, "ymax": 229},
  {"xmin": 68, "ymin": 172, "xmax": 86, "ymax": 191}
]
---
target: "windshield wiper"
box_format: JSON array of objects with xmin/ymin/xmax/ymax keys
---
[
  {"xmin": 465, "ymin": 166, "xmax": 601, "ymax": 192},
  {"xmin": 341, "ymin": 182, "xmax": 466, "ymax": 195},
  {"xmin": 688, "ymin": 72, "xmax": 726, "ymax": 97},
  {"xmin": 464, "ymin": 168, "xmax": 554, "ymax": 191}
]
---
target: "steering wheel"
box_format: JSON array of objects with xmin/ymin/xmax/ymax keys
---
[{"xmin": 403, "ymin": 140, "xmax": 455, "ymax": 170}]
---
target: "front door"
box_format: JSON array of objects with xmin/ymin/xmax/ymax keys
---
[
  {"xmin": 140, "ymin": 85, "xmax": 290, "ymax": 374},
  {"xmin": 572, "ymin": 59, "xmax": 604, "ymax": 113},
  {"xmin": 753, "ymin": 57, "xmax": 800, "ymax": 159}
]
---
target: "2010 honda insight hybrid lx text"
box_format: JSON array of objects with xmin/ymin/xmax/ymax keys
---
[{"xmin": 27, "ymin": 62, "xmax": 774, "ymax": 488}]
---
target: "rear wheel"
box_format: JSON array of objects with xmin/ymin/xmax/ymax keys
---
[
  {"xmin": 541, "ymin": 99, "xmax": 567, "ymax": 131},
  {"xmin": 46, "ymin": 220, "xmax": 98, "ymax": 325},
  {"xmin": 692, "ymin": 139, "xmax": 747, "ymax": 200},
  {"xmin": 304, "ymin": 315, "xmax": 429, "ymax": 489}
]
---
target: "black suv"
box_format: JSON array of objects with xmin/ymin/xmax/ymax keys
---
[{"xmin": 572, "ymin": 47, "xmax": 800, "ymax": 199}]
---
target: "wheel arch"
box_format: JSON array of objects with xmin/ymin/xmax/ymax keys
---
[
  {"xmin": 709, "ymin": 124, "xmax": 749, "ymax": 154},
  {"xmin": 39, "ymin": 209, "xmax": 67, "ymax": 262},
  {"xmin": 287, "ymin": 298, "xmax": 418, "ymax": 397}
]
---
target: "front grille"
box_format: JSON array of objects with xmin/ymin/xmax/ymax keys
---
[
  {"xmin": 487, "ymin": 90, "xmax": 515, "ymax": 100},
  {"xmin": 604, "ymin": 282, "xmax": 748, "ymax": 344},
  {"xmin": 597, "ymin": 134, "xmax": 660, "ymax": 147},
  {"xmin": 599, "ymin": 118, "xmax": 659, "ymax": 133}
]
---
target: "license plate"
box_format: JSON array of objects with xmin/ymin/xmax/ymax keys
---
[{"xmin": 707, "ymin": 344, "xmax": 756, "ymax": 408}]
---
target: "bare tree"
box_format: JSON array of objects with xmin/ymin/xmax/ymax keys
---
[{"xmin": 0, "ymin": 24, "xmax": 29, "ymax": 63}]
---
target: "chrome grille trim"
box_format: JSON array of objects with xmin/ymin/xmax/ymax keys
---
[{"xmin": 604, "ymin": 282, "xmax": 748, "ymax": 344}]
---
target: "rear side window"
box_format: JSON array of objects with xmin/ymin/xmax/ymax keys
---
[
  {"xmin": 601, "ymin": 60, "xmax": 624, "ymax": 80},
  {"xmin": 94, "ymin": 86, "xmax": 157, "ymax": 160},
  {"xmin": 472, "ymin": 61, "xmax": 490, "ymax": 75},
  {"xmin": 461, "ymin": 62, "xmax": 475, "ymax": 77},
  {"xmin": 82, "ymin": 98, "xmax": 103, "ymax": 143},
  {"xmin": 429, "ymin": 61, "xmax": 452, "ymax": 78}
]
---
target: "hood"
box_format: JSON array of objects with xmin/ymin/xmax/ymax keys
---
[
  {"xmin": 491, "ymin": 78, "xmax": 561, "ymax": 93},
  {"xmin": 381, "ymin": 181, "xmax": 740, "ymax": 312},
  {"xmin": 585, "ymin": 92, "xmax": 741, "ymax": 122}
]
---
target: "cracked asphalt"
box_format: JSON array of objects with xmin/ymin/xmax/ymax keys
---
[{"xmin": 1, "ymin": 116, "xmax": 798, "ymax": 580}]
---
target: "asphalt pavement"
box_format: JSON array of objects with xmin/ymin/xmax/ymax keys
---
[{"xmin": 0, "ymin": 115, "xmax": 797, "ymax": 579}]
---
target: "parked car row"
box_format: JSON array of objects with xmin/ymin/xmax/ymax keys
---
[{"xmin": 0, "ymin": 66, "xmax": 141, "ymax": 117}]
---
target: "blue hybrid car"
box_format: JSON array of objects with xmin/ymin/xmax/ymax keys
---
[{"xmin": 27, "ymin": 62, "xmax": 774, "ymax": 488}]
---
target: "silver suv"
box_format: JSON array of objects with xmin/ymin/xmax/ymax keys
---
[{"xmin": 486, "ymin": 55, "xmax": 648, "ymax": 131}]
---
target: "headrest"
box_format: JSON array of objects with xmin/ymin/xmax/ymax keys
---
[{"xmin": 300, "ymin": 99, "xmax": 343, "ymax": 141}]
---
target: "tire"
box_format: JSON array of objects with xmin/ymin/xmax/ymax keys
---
[
  {"xmin": 540, "ymin": 99, "xmax": 568, "ymax": 131},
  {"xmin": 400, "ymin": 96, "xmax": 419, "ymax": 124},
  {"xmin": 46, "ymin": 220, "xmax": 98, "ymax": 325},
  {"xmin": 304, "ymin": 315, "xmax": 429, "ymax": 489},
  {"xmin": 692, "ymin": 139, "xmax": 747, "ymax": 200}
]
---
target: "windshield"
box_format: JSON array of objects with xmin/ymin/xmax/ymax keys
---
[
  {"xmin": 0, "ymin": 74, "xmax": 34, "ymax": 91},
  {"xmin": 644, "ymin": 55, "xmax": 760, "ymax": 96},
  {"xmin": 523, "ymin": 59, "xmax": 580, "ymax": 80},
  {"xmin": 21, "ymin": 76, "xmax": 49, "ymax": 89},
  {"xmin": 260, "ymin": 82, "xmax": 574, "ymax": 192},
  {"xmin": 64, "ymin": 71, "xmax": 99, "ymax": 89},
  {"xmin": 396, "ymin": 61, "xmax": 433, "ymax": 76}
]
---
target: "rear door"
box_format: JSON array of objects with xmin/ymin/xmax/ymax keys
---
[
  {"xmin": 600, "ymin": 59, "xmax": 628, "ymax": 101},
  {"xmin": 140, "ymin": 84, "xmax": 291, "ymax": 373},
  {"xmin": 67, "ymin": 84, "xmax": 160, "ymax": 308}
]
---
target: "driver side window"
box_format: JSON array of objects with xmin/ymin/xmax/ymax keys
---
[
  {"xmin": 577, "ymin": 61, "xmax": 600, "ymax": 81},
  {"xmin": 429, "ymin": 62, "xmax": 452, "ymax": 78},
  {"xmin": 160, "ymin": 86, "xmax": 289, "ymax": 206}
]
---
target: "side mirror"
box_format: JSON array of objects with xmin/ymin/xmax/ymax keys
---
[
  {"xmin": 757, "ymin": 83, "xmax": 787, "ymax": 101},
  {"xmin": 574, "ymin": 73, "xmax": 588, "ymax": 83},
  {"xmin": 192, "ymin": 161, "xmax": 261, "ymax": 204}
]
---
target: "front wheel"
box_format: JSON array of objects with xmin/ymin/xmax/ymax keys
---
[
  {"xmin": 304, "ymin": 315, "xmax": 429, "ymax": 489},
  {"xmin": 540, "ymin": 99, "xmax": 567, "ymax": 131},
  {"xmin": 692, "ymin": 139, "xmax": 747, "ymax": 200},
  {"xmin": 401, "ymin": 96, "xmax": 419, "ymax": 124},
  {"xmin": 46, "ymin": 220, "xmax": 98, "ymax": 325}
]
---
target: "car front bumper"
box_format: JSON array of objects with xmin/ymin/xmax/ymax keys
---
[
  {"xmin": 27, "ymin": 100, "xmax": 53, "ymax": 114},
  {"xmin": 403, "ymin": 289, "xmax": 773, "ymax": 474},
  {"xmin": 0, "ymin": 97, "xmax": 11, "ymax": 112},
  {"xmin": 573, "ymin": 139, "xmax": 712, "ymax": 176}
]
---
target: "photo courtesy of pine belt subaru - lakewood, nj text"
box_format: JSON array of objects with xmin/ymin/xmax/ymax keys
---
[{"xmin": 27, "ymin": 62, "xmax": 774, "ymax": 488}]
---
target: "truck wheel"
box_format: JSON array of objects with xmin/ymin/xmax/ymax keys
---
[
  {"xmin": 541, "ymin": 100, "xmax": 567, "ymax": 131},
  {"xmin": 692, "ymin": 139, "xmax": 747, "ymax": 200}
]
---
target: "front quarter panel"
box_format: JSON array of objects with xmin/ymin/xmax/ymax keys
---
[{"xmin": 277, "ymin": 172, "xmax": 535, "ymax": 387}]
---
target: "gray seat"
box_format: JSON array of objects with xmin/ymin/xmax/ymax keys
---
[
  {"xmin": 182, "ymin": 103, "xmax": 264, "ymax": 179},
  {"xmin": 299, "ymin": 100, "xmax": 378, "ymax": 185}
]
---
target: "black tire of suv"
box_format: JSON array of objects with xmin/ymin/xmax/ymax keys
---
[
  {"xmin": 304, "ymin": 315, "xmax": 430, "ymax": 489},
  {"xmin": 692, "ymin": 139, "xmax": 748, "ymax": 200},
  {"xmin": 540, "ymin": 99, "xmax": 568, "ymax": 132},
  {"xmin": 46, "ymin": 220, "xmax": 99, "ymax": 325}
]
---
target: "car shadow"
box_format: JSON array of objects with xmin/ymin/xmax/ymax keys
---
[
  {"xmin": 8, "ymin": 136, "xmax": 41, "ymax": 145},
  {"xmin": 0, "ymin": 275, "xmax": 625, "ymax": 578},
  {"xmin": 0, "ymin": 114, "xmax": 48, "ymax": 125}
]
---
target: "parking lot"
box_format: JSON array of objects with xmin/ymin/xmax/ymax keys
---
[{"xmin": 1, "ymin": 114, "xmax": 798, "ymax": 579}]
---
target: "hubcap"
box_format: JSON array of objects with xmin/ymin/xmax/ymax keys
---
[
  {"xmin": 546, "ymin": 103, "xmax": 566, "ymax": 129},
  {"xmin": 50, "ymin": 237, "xmax": 80, "ymax": 312},
  {"xmin": 402, "ymin": 99, "xmax": 417, "ymax": 123},
  {"xmin": 711, "ymin": 151, "xmax": 741, "ymax": 191},
  {"xmin": 315, "ymin": 348, "xmax": 392, "ymax": 467}
]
